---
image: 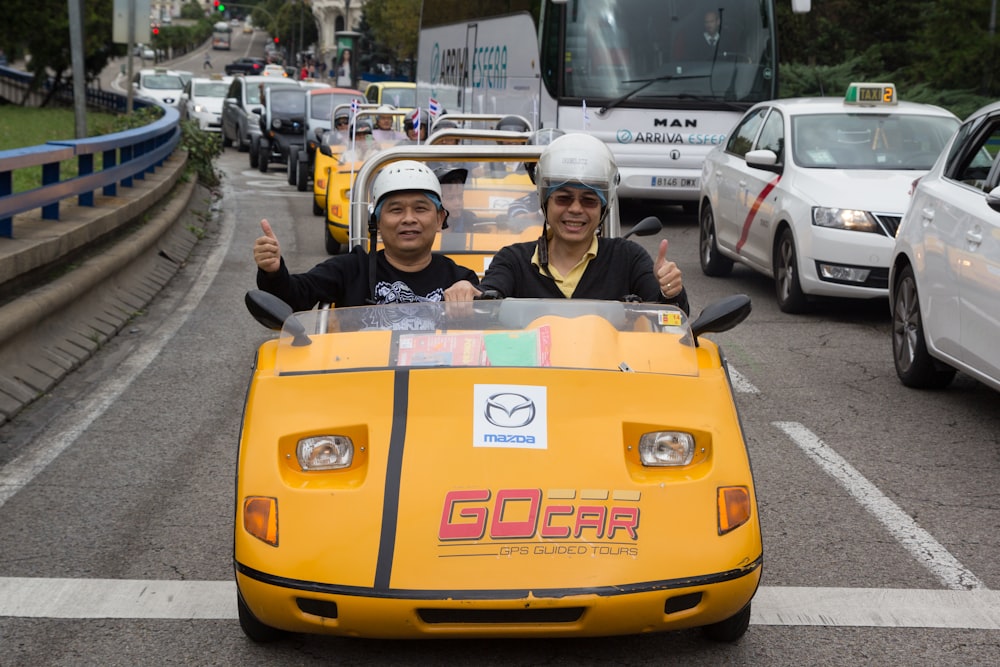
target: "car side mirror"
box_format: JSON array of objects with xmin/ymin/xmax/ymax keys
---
[
  {"xmin": 745, "ymin": 149, "xmax": 782, "ymax": 174},
  {"xmin": 319, "ymin": 144, "xmax": 333, "ymax": 157},
  {"xmin": 987, "ymin": 185, "xmax": 1000, "ymax": 213}
]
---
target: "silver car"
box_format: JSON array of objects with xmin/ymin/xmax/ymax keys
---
[{"xmin": 890, "ymin": 101, "xmax": 1000, "ymax": 392}]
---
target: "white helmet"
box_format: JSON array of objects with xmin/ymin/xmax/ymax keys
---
[
  {"xmin": 536, "ymin": 133, "xmax": 618, "ymax": 210},
  {"xmin": 370, "ymin": 160, "xmax": 443, "ymax": 216}
]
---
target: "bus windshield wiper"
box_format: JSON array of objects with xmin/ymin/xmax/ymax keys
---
[{"xmin": 599, "ymin": 73, "xmax": 708, "ymax": 114}]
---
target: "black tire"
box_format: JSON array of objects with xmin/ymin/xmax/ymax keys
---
[
  {"xmin": 287, "ymin": 151, "xmax": 298, "ymax": 186},
  {"xmin": 702, "ymin": 603, "xmax": 751, "ymax": 642},
  {"xmin": 258, "ymin": 141, "xmax": 269, "ymax": 173},
  {"xmin": 699, "ymin": 201, "xmax": 734, "ymax": 277},
  {"xmin": 237, "ymin": 590, "xmax": 287, "ymax": 643},
  {"xmin": 222, "ymin": 129, "xmax": 232, "ymax": 148},
  {"xmin": 237, "ymin": 126, "xmax": 249, "ymax": 153},
  {"xmin": 297, "ymin": 153, "xmax": 310, "ymax": 192},
  {"xmin": 312, "ymin": 197, "xmax": 323, "ymax": 216},
  {"xmin": 892, "ymin": 264, "xmax": 956, "ymax": 388},
  {"xmin": 325, "ymin": 225, "xmax": 342, "ymax": 254},
  {"xmin": 773, "ymin": 226, "xmax": 808, "ymax": 314},
  {"xmin": 249, "ymin": 137, "xmax": 259, "ymax": 168}
]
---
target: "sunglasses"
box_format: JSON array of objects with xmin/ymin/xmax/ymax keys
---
[
  {"xmin": 549, "ymin": 191, "xmax": 603, "ymax": 209},
  {"xmin": 335, "ymin": 119, "xmax": 349, "ymax": 126}
]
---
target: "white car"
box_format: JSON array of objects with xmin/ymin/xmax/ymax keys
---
[
  {"xmin": 132, "ymin": 68, "xmax": 185, "ymax": 108},
  {"xmin": 180, "ymin": 74, "xmax": 233, "ymax": 132},
  {"xmin": 261, "ymin": 64, "xmax": 288, "ymax": 78},
  {"xmin": 889, "ymin": 100, "xmax": 1000, "ymax": 392},
  {"xmin": 698, "ymin": 83, "xmax": 960, "ymax": 312}
]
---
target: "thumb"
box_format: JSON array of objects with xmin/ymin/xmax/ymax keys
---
[
  {"xmin": 655, "ymin": 238, "xmax": 669, "ymax": 266},
  {"xmin": 260, "ymin": 219, "xmax": 277, "ymax": 240}
]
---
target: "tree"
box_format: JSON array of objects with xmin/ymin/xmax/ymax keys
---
[
  {"xmin": 363, "ymin": 0, "xmax": 421, "ymax": 80},
  {"xmin": 0, "ymin": 0, "xmax": 117, "ymax": 106}
]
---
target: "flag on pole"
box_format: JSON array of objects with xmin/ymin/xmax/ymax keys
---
[
  {"xmin": 582, "ymin": 100, "xmax": 590, "ymax": 130},
  {"xmin": 350, "ymin": 97, "xmax": 359, "ymax": 121},
  {"xmin": 410, "ymin": 108, "xmax": 422, "ymax": 145},
  {"xmin": 428, "ymin": 98, "xmax": 441, "ymax": 117}
]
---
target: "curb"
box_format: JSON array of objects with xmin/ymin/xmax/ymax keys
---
[{"xmin": 0, "ymin": 162, "xmax": 207, "ymax": 425}]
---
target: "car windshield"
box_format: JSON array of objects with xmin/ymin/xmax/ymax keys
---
[
  {"xmin": 142, "ymin": 74, "xmax": 183, "ymax": 90},
  {"xmin": 270, "ymin": 90, "xmax": 305, "ymax": 114},
  {"xmin": 380, "ymin": 86, "xmax": 416, "ymax": 108},
  {"xmin": 274, "ymin": 300, "xmax": 697, "ymax": 376},
  {"xmin": 311, "ymin": 93, "xmax": 362, "ymax": 120},
  {"xmin": 792, "ymin": 113, "xmax": 959, "ymax": 170},
  {"xmin": 193, "ymin": 82, "xmax": 229, "ymax": 97}
]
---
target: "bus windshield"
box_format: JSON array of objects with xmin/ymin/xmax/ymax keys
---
[{"xmin": 551, "ymin": 1, "xmax": 775, "ymax": 105}]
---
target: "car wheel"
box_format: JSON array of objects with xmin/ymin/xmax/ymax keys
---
[
  {"xmin": 699, "ymin": 201, "xmax": 734, "ymax": 277},
  {"xmin": 892, "ymin": 264, "xmax": 956, "ymax": 389},
  {"xmin": 222, "ymin": 129, "xmax": 232, "ymax": 148},
  {"xmin": 237, "ymin": 126, "xmax": 249, "ymax": 153},
  {"xmin": 773, "ymin": 227, "xmax": 808, "ymax": 314},
  {"xmin": 324, "ymin": 222, "xmax": 342, "ymax": 255},
  {"xmin": 258, "ymin": 149, "xmax": 269, "ymax": 173},
  {"xmin": 701, "ymin": 602, "xmax": 751, "ymax": 642},
  {"xmin": 297, "ymin": 153, "xmax": 310, "ymax": 192},
  {"xmin": 287, "ymin": 151, "xmax": 298, "ymax": 186},
  {"xmin": 237, "ymin": 590, "xmax": 287, "ymax": 643}
]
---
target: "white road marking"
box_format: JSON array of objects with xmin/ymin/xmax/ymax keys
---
[
  {"xmin": 2, "ymin": 578, "xmax": 1000, "ymax": 628},
  {"xmin": 0, "ymin": 183, "xmax": 237, "ymax": 510},
  {"xmin": 728, "ymin": 366, "xmax": 759, "ymax": 394},
  {"xmin": 773, "ymin": 421, "xmax": 985, "ymax": 591}
]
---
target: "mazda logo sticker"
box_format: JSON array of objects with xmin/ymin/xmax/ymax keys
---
[{"xmin": 485, "ymin": 393, "xmax": 536, "ymax": 428}]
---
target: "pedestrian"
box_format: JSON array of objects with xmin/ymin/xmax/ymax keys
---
[
  {"xmin": 203, "ymin": 51, "xmax": 212, "ymax": 70},
  {"xmin": 336, "ymin": 49, "xmax": 353, "ymax": 87}
]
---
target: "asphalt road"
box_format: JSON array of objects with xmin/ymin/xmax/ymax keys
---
[{"xmin": 2, "ymin": 27, "xmax": 999, "ymax": 667}]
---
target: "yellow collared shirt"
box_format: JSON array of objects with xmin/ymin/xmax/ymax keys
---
[{"xmin": 531, "ymin": 235, "xmax": 599, "ymax": 298}]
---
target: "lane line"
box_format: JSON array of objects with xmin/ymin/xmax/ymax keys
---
[
  {"xmin": 2, "ymin": 578, "xmax": 999, "ymax": 628},
  {"xmin": 0, "ymin": 184, "xmax": 237, "ymax": 509},
  {"xmin": 773, "ymin": 421, "xmax": 985, "ymax": 591},
  {"xmin": 729, "ymin": 366, "xmax": 759, "ymax": 394}
]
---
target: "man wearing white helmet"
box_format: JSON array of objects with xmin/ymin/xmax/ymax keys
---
[
  {"xmin": 253, "ymin": 160, "xmax": 478, "ymax": 309},
  {"xmin": 446, "ymin": 133, "xmax": 688, "ymax": 312}
]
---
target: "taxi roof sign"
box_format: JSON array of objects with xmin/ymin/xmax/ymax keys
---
[{"xmin": 844, "ymin": 82, "xmax": 897, "ymax": 106}]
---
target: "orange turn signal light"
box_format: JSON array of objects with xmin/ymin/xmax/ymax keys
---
[
  {"xmin": 717, "ymin": 486, "xmax": 750, "ymax": 535},
  {"xmin": 244, "ymin": 496, "xmax": 278, "ymax": 546}
]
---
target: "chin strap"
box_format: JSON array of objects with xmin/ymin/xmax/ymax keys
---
[{"xmin": 366, "ymin": 213, "xmax": 378, "ymax": 304}]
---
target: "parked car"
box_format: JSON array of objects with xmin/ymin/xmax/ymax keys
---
[
  {"xmin": 220, "ymin": 75, "xmax": 298, "ymax": 155},
  {"xmin": 225, "ymin": 57, "xmax": 267, "ymax": 76},
  {"xmin": 698, "ymin": 82, "xmax": 959, "ymax": 312},
  {"xmin": 889, "ymin": 100, "xmax": 1000, "ymax": 392},
  {"xmin": 236, "ymin": 288, "xmax": 758, "ymax": 642},
  {"xmin": 256, "ymin": 86, "xmax": 307, "ymax": 175}
]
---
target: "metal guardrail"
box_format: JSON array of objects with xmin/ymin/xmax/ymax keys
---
[{"xmin": 0, "ymin": 64, "xmax": 179, "ymax": 238}]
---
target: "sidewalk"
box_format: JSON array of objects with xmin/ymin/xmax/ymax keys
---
[{"xmin": 0, "ymin": 151, "xmax": 208, "ymax": 425}]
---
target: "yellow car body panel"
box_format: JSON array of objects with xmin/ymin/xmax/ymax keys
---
[{"xmin": 236, "ymin": 299, "xmax": 761, "ymax": 640}]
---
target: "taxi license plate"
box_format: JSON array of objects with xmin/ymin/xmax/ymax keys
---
[{"xmin": 652, "ymin": 177, "xmax": 699, "ymax": 188}]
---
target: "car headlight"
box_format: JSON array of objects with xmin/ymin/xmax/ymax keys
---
[
  {"xmin": 638, "ymin": 431, "xmax": 695, "ymax": 466},
  {"xmin": 194, "ymin": 104, "xmax": 204, "ymax": 113},
  {"xmin": 297, "ymin": 435, "xmax": 354, "ymax": 470},
  {"xmin": 812, "ymin": 207, "xmax": 878, "ymax": 232}
]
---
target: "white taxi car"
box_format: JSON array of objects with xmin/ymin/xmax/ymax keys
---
[
  {"xmin": 890, "ymin": 101, "xmax": 1000, "ymax": 392},
  {"xmin": 698, "ymin": 83, "xmax": 960, "ymax": 313},
  {"xmin": 132, "ymin": 67, "xmax": 186, "ymax": 108},
  {"xmin": 180, "ymin": 74, "xmax": 233, "ymax": 132}
]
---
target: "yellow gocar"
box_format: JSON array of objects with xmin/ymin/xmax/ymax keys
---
[{"xmin": 237, "ymin": 291, "xmax": 759, "ymax": 642}]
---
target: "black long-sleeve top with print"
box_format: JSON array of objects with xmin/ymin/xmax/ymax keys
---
[
  {"xmin": 477, "ymin": 238, "xmax": 690, "ymax": 314},
  {"xmin": 257, "ymin": 246, "xmax": 479, "ymax": 311}
]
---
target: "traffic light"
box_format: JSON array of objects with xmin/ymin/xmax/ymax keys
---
[
  {"xmin": 217, "ymin": 1, "xmax": 226, "ymax": 12},
  {"xmin": 273, "ymin": 37, "xmax": 279, "ymax": 44},
  {"xmin": 152, "ymin": 26, "xmax": 159, "ymax": 36}
]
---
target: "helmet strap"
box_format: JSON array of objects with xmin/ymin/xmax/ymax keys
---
[{"xmin": 367, "ymin": 213, "xmax": 379, "ymax": 304}]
